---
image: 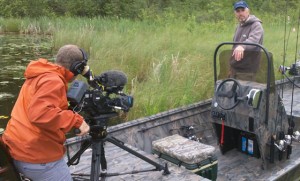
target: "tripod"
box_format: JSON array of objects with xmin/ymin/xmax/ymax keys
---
[{"xmin": 67, "ymin": 113, "xmax": 170, "ymax": 181}]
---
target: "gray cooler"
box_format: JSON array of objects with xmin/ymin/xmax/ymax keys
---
[{"xmin": 152, "ymin": 134, "xmax": 218, "ymax": 181}]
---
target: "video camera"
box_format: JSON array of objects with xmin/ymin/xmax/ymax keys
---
[
  {"xmin": 65, "ymin": 69, "xmax": 170, "ymax": 181},
  {"xmin": 67, "ymin": 70, "xmax": 134, "ymax": 118}
]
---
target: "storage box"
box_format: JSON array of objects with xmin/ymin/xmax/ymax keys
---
[{"xmin": 152, "ymin": 134, "xmax": 218, "ymax": 181}]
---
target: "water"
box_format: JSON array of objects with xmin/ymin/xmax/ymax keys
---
[{"xmin": 0, "ymin": 34, "xmax": 53, "ymax": 129}]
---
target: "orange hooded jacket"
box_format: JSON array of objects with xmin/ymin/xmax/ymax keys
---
[{"xmin": 2, "ymin": 59, "xmax": 84, "ymax": 163}]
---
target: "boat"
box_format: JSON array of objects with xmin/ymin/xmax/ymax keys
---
[
  {"xmin": 1, "ymin": 42, "xmax": 300, "ymax": 181},
  {"xmin": 63, "ymin": 42, "xmax": 300, "ymax": 181}
]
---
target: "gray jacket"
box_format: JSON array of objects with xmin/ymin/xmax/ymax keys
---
[
  {"xmin": 230, "ymin": 15, "xmax": 264, "ymax": 73},
  {"xmin": 233, "ymin": 15, "xmax": 264, "ymax": 49}
]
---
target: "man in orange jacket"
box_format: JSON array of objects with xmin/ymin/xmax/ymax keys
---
[{"xmin": 2, "ymin": 44, "xmax": 90, "ymax": 180}]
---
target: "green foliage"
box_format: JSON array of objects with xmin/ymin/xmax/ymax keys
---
[
  {"xmin": 102, "ymin": 0, "xmax": 141, "ymax": 19},
  {"xmin": 0, "ymin": 18, "xmax": 21, "ymax": 32},
  {"xmin": 0, "ymin": 0, "xmax": 299, "ymax": 21},
  {"xmin": 257, "ymin": 0, "xmax": 299, "ymax": 13},
  {"xmin": 0, "ymin": 0, "xmax": 51, "ymax": 17},
  {"xmin": 64, "ymin": 0, "xmax": 101, "ymax": 17}
]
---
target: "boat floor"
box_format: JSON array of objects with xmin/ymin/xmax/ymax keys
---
[
  {"xmin": 67, "ymin": 141, "xmax": 209, "ymax": 181},
  {"xmin": 215, "ymin": 141, "xmax": 300, "ymax": 181},
  {"xmin": 67, "ymin": 137, "xmax": 300, "ymax": 181}
]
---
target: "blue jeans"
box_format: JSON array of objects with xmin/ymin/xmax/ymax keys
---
[{"xmin": 13, "ymin": 158, "xmax": 73, "ymax": 181}]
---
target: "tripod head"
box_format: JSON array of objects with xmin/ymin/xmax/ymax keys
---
[{"xmin": 88, "ymin": 113, "xmax": 119, "ymax": 140}]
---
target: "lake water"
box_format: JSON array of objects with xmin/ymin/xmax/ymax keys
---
[{"xmin": 0, "ymin": 34, "xmax": 53, "ymax": 129}]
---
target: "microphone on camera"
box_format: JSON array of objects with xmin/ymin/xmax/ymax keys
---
[{"xmin": 94, "ymin": 70, "xmax": 128, "ymax": 92}]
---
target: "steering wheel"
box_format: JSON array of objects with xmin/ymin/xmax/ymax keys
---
[{"xmin": 215, "ymin": 78, "xmax": 242, "ymax": 110}]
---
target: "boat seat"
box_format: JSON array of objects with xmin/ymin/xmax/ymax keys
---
[
  {"xmin": 152, "ymin": 134, "xmax": 218, "ymax": 181},
  {"xmin": 152, "ymin": 134, "xmax": 216, "ymax": 164}
]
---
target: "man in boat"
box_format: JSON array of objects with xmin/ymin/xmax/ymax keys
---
[
  {"xmin": 229, "ymin": 1, "xmax": 264, "ymax": 81},
  {"xmin": 2, "ymin": 45, "xmax": 90, "ymax": 181}
]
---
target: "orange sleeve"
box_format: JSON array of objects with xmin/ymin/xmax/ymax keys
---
[{"xmin": 27, "ymin": 75, "xmax": 84, "ymax": 133}]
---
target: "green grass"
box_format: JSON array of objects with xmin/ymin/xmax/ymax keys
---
[{"xmin": 1, "ymin": 16, "xmax": 299, "ymax": 121}]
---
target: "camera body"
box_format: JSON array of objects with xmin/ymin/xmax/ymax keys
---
[{"xmin": 67, "ymin": 79, "xmax": 133, "ymax": 118}]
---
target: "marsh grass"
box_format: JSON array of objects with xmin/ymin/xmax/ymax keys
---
[
  {"xmin": 1, "ymin": 15, "xmax": 299, "ymax": 120},
  {"xmin": 0, "ymin": 18, "xmax": 21, "ymax": 33}
]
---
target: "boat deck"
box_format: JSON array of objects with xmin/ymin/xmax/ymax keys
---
[
  {"xmin": 215, "ymin": 142, "xmax": 300, "ymax": 181},
  {"xmin": 66, "ymin": 138, "xmax": 209, "ymax": 181},
  {"xmin": 66, "ymin": 135, "xmax": 300, "ymax": 181}
]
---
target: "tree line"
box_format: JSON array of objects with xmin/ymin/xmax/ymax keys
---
[{"xmin": 0, "ymin": 0, "xmax": 298, "ymax": 21}]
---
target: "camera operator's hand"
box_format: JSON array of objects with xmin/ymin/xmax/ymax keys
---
[{"xmin": 77, "ymin": 121, "xmax": 90, "ymax": 136}]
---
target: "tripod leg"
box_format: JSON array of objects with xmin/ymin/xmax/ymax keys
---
[
  {"xmin": 90, "ymin": 140, "xmax": 108, "ymax": 181},
  {"xmin": 100, "ymin": 143, "xmax": 107, "ymax": 171},
  {"xmin": 105, "ymin": 136, "xmax": 170, "ymax": 175}
]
